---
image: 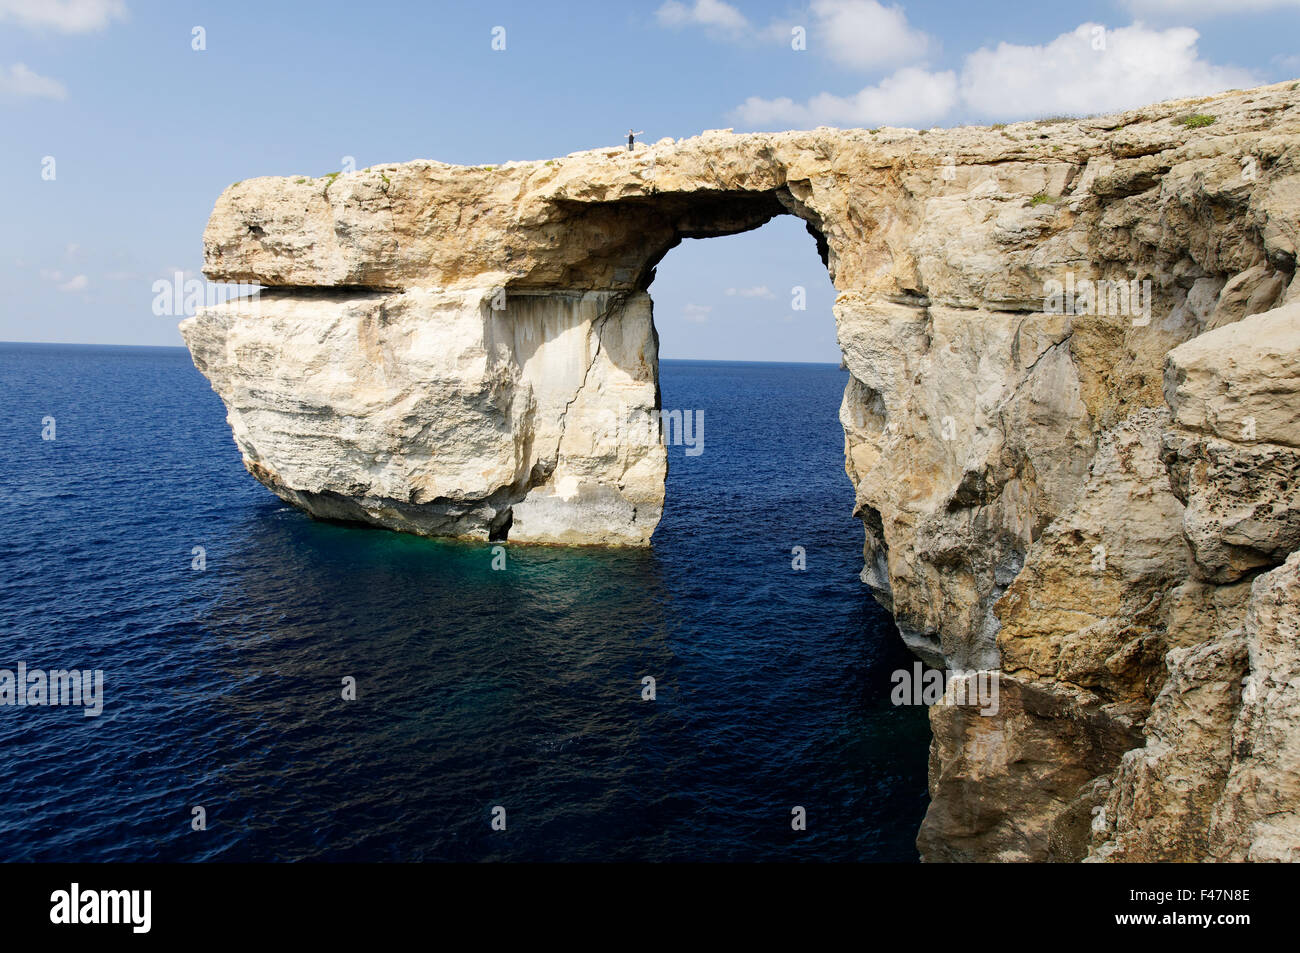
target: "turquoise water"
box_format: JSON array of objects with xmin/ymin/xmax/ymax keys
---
[{"xmin": 0, "ymin": 344, "xmax": 929, "ymax": 861}]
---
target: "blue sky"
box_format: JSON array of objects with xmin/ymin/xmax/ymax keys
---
[{"xmin": 2, "ymin": 0, "xmax": 1298, "ymax": 361}]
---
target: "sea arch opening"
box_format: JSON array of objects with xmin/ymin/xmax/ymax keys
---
[
  {"xmin": 611, "ymin": 201, "xmax": 933, "ymax": 859},
  {"xmin": 494, "ymin": 183, "xmax": 852, "ymax": 552}
]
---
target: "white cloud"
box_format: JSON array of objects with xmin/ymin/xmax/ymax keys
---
[
  {"xmin": 0, "ymin": 0, "xmax": 127, "ymax": 32},
  {"xmin": 726, "ymin": 285, "xmax": 776, "ymax": 298},
  {"xmin": 734, "ymin": 22, "xmax": 1258, "ymax": 129},
  {"xmin": 734, "ymin": 66, "xmax": 958, "ymax": 127},
  {"xmin": 811, "ymin": 0, "xmax": 931, "ymax": 70},
  {"xmin": 40, "ymin": 268, "xmax": 90, "ymax": 291},
  {"xmin": 960, "ymin": 23, "xmax": 1258, "ymax": 120},
  {"xmin": 683, "ymin": 303, "xmax": 713, "ymax": 322},
  {"xmin": 656, "ymin": 0, "xmax": 749, "ymax": 33},
  {"xmin": 1120, "ymin": 0, "xmax": 1300, "ymax": 17},
  {"xmin": 656, "ymin": 0, "xmax": 931, "ymax": 69},
  {"xmin": 0, "ymin": 63, "xmax": 67, "ymax": 100}
]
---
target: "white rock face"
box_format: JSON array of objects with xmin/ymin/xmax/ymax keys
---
[
  {"xmin": 1165, "ymin": 301, "xmax": 1300, "ymax": 448},
  {"xmin": 181, "ymin": 288, "xmax": 664, "ymax": 544},
  {"xmin": 183, "ymin": 80, "xmax": 1300, "ymax": 862}
]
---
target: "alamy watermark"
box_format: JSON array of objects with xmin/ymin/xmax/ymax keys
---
[
  {"xmin": 50, "ymin": 883, "xmax": 150, "ymax": 933},
  {"xmin": 151, "ymin": 272, "xmax": 262, "ymax": 318},
  {"xmin": 1043, "ymin": 270, "xmax": 1152, "ymax": 326},
  {"xmin": 891, "ymin": 662, "xmax": 999, "ymax": 716},
  {"xmin": 0, "ymin": 663, "xmax": 104, "ymax": 717},
  {"xmin": 592, "ymin": 404, "xmax": 704, "ymax": 456}
]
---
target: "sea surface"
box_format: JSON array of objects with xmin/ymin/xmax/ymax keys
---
[{"xmin": 0, "ymin": 343, "xmax": 929, "ymax": 862}]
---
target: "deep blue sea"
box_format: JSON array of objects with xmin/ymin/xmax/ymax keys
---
[{"xmin": 0, "ymin": 343, "xmax": 929, "ymax": 862}]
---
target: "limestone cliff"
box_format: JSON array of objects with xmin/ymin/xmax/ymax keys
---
[{"xmin": 182, "ymin": 80, "xmax": 1300, "ymax": 862}]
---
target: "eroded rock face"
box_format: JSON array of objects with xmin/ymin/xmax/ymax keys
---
[
  {"xmin": 1209, "ymin": 551, "xmax": 1300, "ymax": 862},
  {"xmin": 1063, "ymin": 304, "xmax": 1300, "ymax": 862},
  {"xmin": 921, "ymin": 674, "xmax": 1143, "ymax": 862},
  {"xmin": 183, "ymin": 287, "xmax": 664, "ymax": 545},
  {"xmin": 1077, "ymin": 306, "xmax": 1300, "ymax": 863},
  {"xmin": 1087, "ymin": 552, "xmax": 1300, "ymax": 862},
  {"xmin": 183, "ymin": 80, "xmax": 1300, "ymax": 861}
]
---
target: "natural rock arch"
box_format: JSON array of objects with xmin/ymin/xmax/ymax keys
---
[{"xmin": 185, "ymin": 81, "xmax": 1300, "ymax": 862}]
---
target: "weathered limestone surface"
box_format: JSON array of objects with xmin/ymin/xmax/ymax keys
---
[
  {"xmin": 1087, "ymin": 551, "xmax": 1300, "ymax": 862},
  {"xmin": 1209, "ymin": 551, "xmax": 1300, "ymax": 861},
  {"xmin": 1080, "ymin": 306, "xmax": 1300, "ymax": 862},
  {"xmin": 185, "ymin": 287, "xmax": 664, "ymax": 544},
  {"xmin": 183, "ymin": 80, "xmax": 1300, "ymax": 861}
]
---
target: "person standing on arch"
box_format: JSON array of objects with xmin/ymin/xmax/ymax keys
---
[{"xmin": 627, "ymin": 129, "xmax": 643, "ymax": 152}]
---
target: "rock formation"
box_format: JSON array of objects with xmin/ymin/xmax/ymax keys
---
[{"xmin": 183, "ymin": 80, "xmax": 1300, "ymax": 862}]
